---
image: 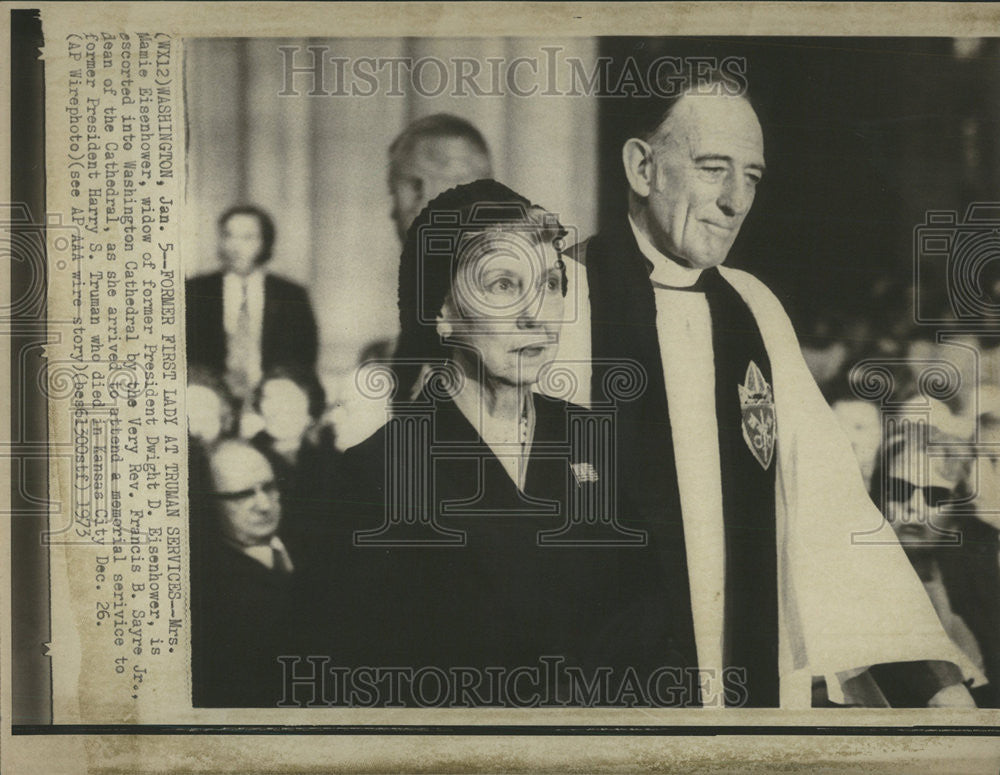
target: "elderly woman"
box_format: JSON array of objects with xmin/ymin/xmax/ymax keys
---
[
  {"xmin": 388, "ymin": 179, "xmax": 568, "ymax": 490},
  {"xmin": 310, "ymin": 180, "xmax": 686, "ymax": 707}
]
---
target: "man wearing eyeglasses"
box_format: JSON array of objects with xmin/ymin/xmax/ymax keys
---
[
  {"xmin": 191, "ymin": 439, "xmax": 296, "ymax": 706},
  {"xmin": 210, "ymin": 439, "xmax": 294, "ymax": 572}
]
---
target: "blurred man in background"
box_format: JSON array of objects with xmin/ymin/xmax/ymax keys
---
[
  {"xmin": 323, "ymin": 114, "xmax": 495, "ymax": 444},
  {"xmin": 186, "ymin": 205, "xmax": 319, "ymax": 404},
  {"xmin": 388, "ymin": 113, "xmax": 492, "ymax": 242}
]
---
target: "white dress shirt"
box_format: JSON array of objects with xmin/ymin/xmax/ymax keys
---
[{"xmin": 629, "ymin": 218, "xmax": 727, "ymax": 707}]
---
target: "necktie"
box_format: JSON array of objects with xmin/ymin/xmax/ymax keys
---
[
  {"xmin": 271, "ymin": 542, "xmax": 294, "ymax": 574},
  {"xmin": 226, "ymin": 279, "xmax": 254, "ymax": 401}
]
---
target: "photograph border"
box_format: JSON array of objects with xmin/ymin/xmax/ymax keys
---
[{"xmin": 5, "ymin": 2, "xmax": 1000, "ymax": 772}]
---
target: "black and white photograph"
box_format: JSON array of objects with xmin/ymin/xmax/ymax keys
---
[
  {"xmin": 6, "ymin": 3, "xmax": 1000, "ymax": 773},
  {"xmin": 181, "ymin": 35, "xmax": 999, "ymax": 710}
]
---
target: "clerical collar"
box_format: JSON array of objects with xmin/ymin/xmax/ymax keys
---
[{"xmin": 628, "ymin": 216, "xmax": 704, "ymax": 289}]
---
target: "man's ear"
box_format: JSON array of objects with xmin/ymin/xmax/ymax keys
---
[{"xmin": 622, "ymin": 138, "xmax": 655, "ymax": 199}]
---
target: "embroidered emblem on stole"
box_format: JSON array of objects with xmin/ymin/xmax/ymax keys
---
[{"xmin": 738, "ymin": 360, "xmax": 776, "ymax": 470}]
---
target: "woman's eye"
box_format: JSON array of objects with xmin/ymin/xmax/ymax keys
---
[
  {"xmin": 487, "ymin": 277, "xmax": 515, "ymax": 294},
  {"xmin": 545, "ymin": 276, "xmax": 561, "ymax": 291}
]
